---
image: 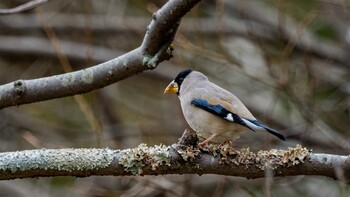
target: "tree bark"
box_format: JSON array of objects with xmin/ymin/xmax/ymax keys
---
[{"xmin": 0, "ymin": 142, "xmax": 348, "ymax": 181}]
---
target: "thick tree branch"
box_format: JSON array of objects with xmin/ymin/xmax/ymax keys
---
[
  {"xmin": 141, "ymin": 0, "xmax": 200, "ymax": 68},
  {"xmin": 0, "ymin": 0, "xmax": 201, "ymax": 110},
  {"xmin": 0, "ymin": 48, "xmax": 143, "ymax": 109},
  {"xmin": 0, "ymin": 131, "xmax": 349, "ymax": 181}
]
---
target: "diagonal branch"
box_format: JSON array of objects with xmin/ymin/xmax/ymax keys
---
[
  {"xmin": 0, "ymin": 0, "xmax": 201, "ymax": 110},
  {"xmin": 141, "ymin": 0, "xmax": 201, "ymax": 68}
]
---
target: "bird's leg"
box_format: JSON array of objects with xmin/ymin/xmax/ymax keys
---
[
  {"xmin": 219, "ymin": 141, "xmax": 232, "ymax": 148},
  {"xmin": 198, "ymin": 134, "xmax": 217, "ymax": 147}
]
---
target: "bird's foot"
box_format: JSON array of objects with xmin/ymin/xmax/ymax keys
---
[
  {"xmin": 198, "ymin": 141, "xmax": 209, "ymax": 148},
  {"xmin": 219, "ymin": 141, "xmax": 232, "ymax": 149},
  {"xmin": 197, "ymin": 134, "xmax": 217, "ymax": 148}
]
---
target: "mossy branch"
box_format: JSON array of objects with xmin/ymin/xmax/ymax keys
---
[{"xmin": 0, "ymin": 130, "xmax": 349, "ymax": 181}]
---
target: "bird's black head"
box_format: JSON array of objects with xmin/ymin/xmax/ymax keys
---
[
  {"xmin": 174, "ymin": 69, "xmax": 192, "ymax": 95},
  {"xmin": 174, "ymin": 69, "xmax": 192, "ymax": 86}
]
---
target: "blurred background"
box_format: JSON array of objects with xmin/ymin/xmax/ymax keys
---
[{"xmin": 0, "ymin": 0, "xmax": 349, "ymax": 196}]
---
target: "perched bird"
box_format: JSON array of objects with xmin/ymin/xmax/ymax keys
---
[{"xmin": 164, "ymin": 69, "xmax": 286, "ymax": 146}]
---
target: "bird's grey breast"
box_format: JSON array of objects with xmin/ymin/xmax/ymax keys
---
[{"xmin": 179, "ymin": 89, "xmax": 208, "ymax": 131}]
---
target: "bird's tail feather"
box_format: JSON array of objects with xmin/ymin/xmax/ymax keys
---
[
  {"xmin": 242, "ymin": 118, "xmax": 286, "ymax": 141},
  {"xmin": 263, "ymin": 127, "xmax": 286, "ymax": 141}
]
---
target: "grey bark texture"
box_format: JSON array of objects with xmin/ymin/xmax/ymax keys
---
[{"xmin": 0, "ymin": 142, "xmax": 348, "ymax": 181}]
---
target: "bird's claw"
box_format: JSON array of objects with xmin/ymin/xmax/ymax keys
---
[{"xmin": 198, "ymin": 141, "xmax": 209, "ymax": 148}]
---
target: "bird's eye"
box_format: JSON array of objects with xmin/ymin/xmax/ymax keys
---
[{"xmin": 175, "ymin": 76, "xmax": 186, "ymax": 85}]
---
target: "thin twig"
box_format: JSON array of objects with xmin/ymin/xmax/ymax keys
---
[{"xmin": 0, "ymin": 0, "xmax": 49, "ymax": 15}]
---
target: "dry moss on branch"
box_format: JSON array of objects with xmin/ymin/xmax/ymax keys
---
[
  {"xmin": 219, "ymin": 144, "xmax": 310, "ymax": 170},
  {"xmin": 118, "ymin": 142, "xmax": 310, "ymax": 175}
]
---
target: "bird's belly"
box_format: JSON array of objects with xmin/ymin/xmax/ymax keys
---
[{"xmin": 182, "ymin": 104, "xmax": 246, "ymax": 143}]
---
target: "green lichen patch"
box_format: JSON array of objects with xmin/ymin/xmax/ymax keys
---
[
  {"xmin": 142, "ymin": 55, "xmax": 159, "ymax": 69},
  {"xmin": 149, "ymin": 144, "xmax": 171, "ymax": 170},
  {"xmin": 118, "ymin": 144, "xmax": 170, "ymax": 175},
  {"xmin": 0, "ymin": 148, "xmax": 117, "ymax": 173},
  {"xmin": 61, "ymin": 74, "xmax": 76, "ymax": 87},
  {"xmin": 81, "ymin": 69, "xmax": 94, "ymax": 84}
]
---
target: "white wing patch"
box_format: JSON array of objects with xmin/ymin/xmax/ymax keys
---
[{"xmin": 224, "ymin": 113, "xmax": 234, "ymax": 122}]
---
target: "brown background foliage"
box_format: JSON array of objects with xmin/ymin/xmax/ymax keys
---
[{"xmin": 0, "ymin": 0, "xmax": 349, "ymax": 196}]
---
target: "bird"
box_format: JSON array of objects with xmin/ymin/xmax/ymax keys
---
[{"xmin": 164, "ymin": 69, "xmax": 286, "ymax": 146}]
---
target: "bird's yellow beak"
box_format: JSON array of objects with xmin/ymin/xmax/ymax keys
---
[{"xmin": 164, "ymin": 81, "xmax": 178, "ymax": 94}]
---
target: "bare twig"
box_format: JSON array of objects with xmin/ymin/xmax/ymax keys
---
[
  {"xmin": 0, "ymin": 35, "xmax": 121, "ymax": 62},
  {"xmin": 0, "ymin": 0, "xmax": 49, "ymax": 15}
]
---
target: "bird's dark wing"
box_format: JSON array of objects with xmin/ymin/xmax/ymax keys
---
[
  {"xmin": 191, "ymin": 98, "xmax": 286, "ymax": 141},
  {"xmin": 190, "ymin": 98, "xmax": 255, "ymax": 132}
]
